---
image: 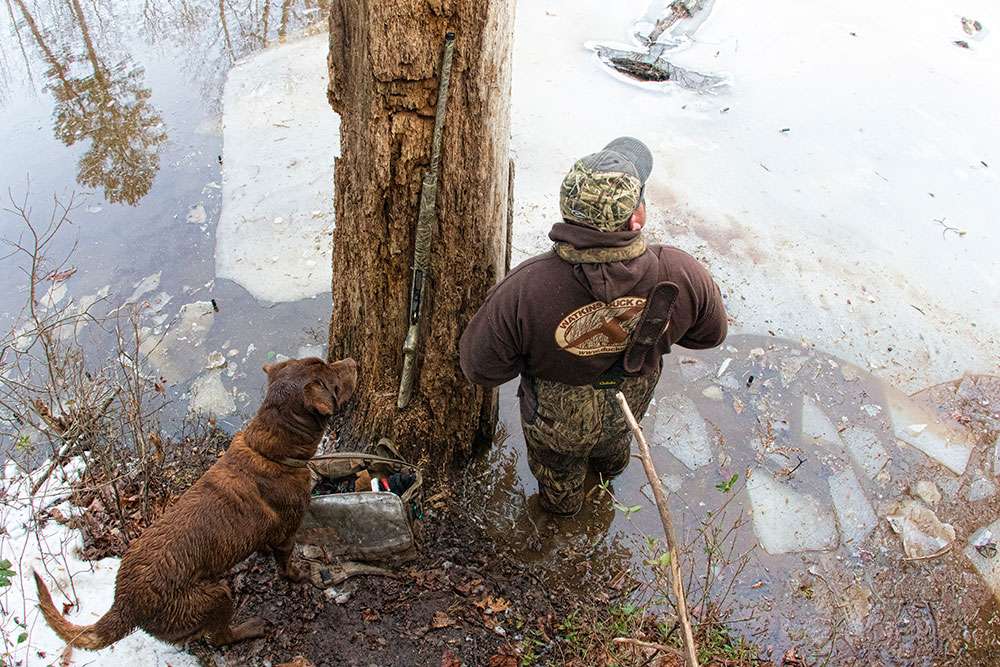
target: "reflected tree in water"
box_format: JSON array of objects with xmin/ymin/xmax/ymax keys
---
[{"xmin": 14, "ymin": 0, "xmax": 166, "ymax": 206}]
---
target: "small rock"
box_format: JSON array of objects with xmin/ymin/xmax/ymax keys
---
[
  {"xmin": 334, "ymin": 592, "xmax": 351, "ymax": 605},
  {"xmin": 911, "ymin": 480, "xmax": 941, "ymax": 506}
]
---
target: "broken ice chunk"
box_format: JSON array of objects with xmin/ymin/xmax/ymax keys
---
[
  {"xmin": 964, "ymin": 520, "xmax": 1000, "ymax": 600},
  {"xmin": 840, "ymin": 427, "xmax": 891, "ymax": 480},
  {"xmin": 189, "ymin": 370, "xmax": 236, "ymax": 417},
  {"xmin": 701, "ymin": 386, "xmax": 724, "ymax": 401},
  {"xmin": 746, "ymin": 468, "xmax": 838, "ymax": 554},
  {"xmin": 778, "ymin": 354, "xmax": 809, "ymax": 386},
  {"xmin": 886, "ymin": 386, "xmax": 972, "ymax": 476},
  {"xmin": 140, "ymin": 301, "xmax": 217, "ymax": 383},
  {"xmin": 640, "ymin": 474, "xmax": 683, "ymax": 504},
  {"xmin": 801, "ymin": 397, "xmax": 844, "ymax": 450},
  {"xmin": 886, "ymin": 499, "xmax": 955, "ymax": 560},
  {"xmin": 829, "ymin": 469, "xmax": 877, "ymax": 549},
  {"xmin": 967, "ymin": 475, "xmax": 997, "ymax": 502},
  {"xmin": 127, "ymin": 271, "xmax": 162, "ymax": 303},
  {"xmin": 653, "ymin": 394, "xmax": 713, "ymax": 470},
  {"xmin": 911, "ymin": 480, "xmax": 941, "ymax": 506},
  {"xmin": 186, "ymin": 202, "xmax": 207, "ymax": 225},
  {"xmin": 994, "ymin": 435, "xmax": 1000, "ymax": 478}
]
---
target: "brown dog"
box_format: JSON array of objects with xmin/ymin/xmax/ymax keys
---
[{"xmin": 34, "ymin": 356, "xmax": 357, "ymax": 649}]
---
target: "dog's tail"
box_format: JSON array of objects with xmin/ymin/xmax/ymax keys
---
[{"xmin": 33, "ymin": 571, "xmax": 133, "ymax": 650}]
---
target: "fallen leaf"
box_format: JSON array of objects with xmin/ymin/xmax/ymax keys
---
[
  {"xmin": 488, "ymin": 655, "xmax": 519, "ymax": 667},
  {"xmin": 361, "ymin": 608, "xmax": 380, "ymax": 623},
  {"xmin": 475, "ymin": 596, "xmax": 511, "ymax": 615},
  {"xmin": 47, "ymin": 267, "xmax": 77, "ymax": 283},
  {"xmin": 440, "ymin": 649, "xmax": 462, "ymax": 667},
  {"xmin": 431, "ymin": 611, "xmax": 455, "ymax": 629}
]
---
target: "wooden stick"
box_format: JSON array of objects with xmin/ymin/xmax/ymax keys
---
[{"xmin": 616, "ymin": 391, "xmax": 700, "ymax": 667}]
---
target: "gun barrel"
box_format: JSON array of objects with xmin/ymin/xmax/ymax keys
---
[{"xmin": 397, "ymin": 32, "xmax": 456, "ymax": 410}]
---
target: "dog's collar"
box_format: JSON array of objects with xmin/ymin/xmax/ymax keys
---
[{"xmin": 261, "ymin": 453, "xmax": 312, "ymax": 469}]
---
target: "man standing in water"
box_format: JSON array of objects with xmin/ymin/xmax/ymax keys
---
[{"xmin": 459, "ymin": 137, "xmax": 728, "ymax": 515}]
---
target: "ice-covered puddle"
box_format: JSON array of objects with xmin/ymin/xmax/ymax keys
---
[{"xmin": 474, "ymin": 334, "xmax": 1000, "ymax": 660}]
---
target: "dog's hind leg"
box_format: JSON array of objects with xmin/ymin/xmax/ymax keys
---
[{"xmin": 147, "ymin": 581, "xmax": 266, "ymax": 647}]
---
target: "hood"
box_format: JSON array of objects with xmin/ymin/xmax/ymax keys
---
[{"xmin": 549, "ymin": 221, "xmax": 653, "ymax": 303}]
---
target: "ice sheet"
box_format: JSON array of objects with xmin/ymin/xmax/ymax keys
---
[{"xmin": 216, "ymin": 33, "xmax": 338, "ymax": 303}]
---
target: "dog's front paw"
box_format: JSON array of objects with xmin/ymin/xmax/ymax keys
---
[{"xmin": 282, "ymin": 563, "xmax": 308, "ymax": 584}]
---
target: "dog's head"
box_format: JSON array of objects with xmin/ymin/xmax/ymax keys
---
[{"xmin": 259, "ymin": 357, "xmax": 358, "ymax": 436}]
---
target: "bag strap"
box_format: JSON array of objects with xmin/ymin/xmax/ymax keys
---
[{"xmin": 622, "ymin": 247, "xmax": 678, "ymax": 374}]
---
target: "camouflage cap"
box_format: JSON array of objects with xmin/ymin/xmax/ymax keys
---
[{"xmin": 559, "ymin": 137, "xmax": 653, "ymax": 232}]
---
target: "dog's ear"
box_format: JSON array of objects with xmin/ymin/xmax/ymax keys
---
[
  {"xmin": 262, "ymin": 363, "xmax": 275, "ymax": 375},
  {"xmin": 303, "ymin": 380, "xmax": 334, "ymax": 416}
]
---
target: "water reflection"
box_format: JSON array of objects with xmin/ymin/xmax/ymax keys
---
[
  {"xmin": 2, "ymin": 0, "xmax": 329, "ymax": 205},
  {"xmin": 14, "ymin": 0, "xmax": 165, "ymax": 205}
]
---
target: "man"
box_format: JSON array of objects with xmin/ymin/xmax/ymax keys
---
[{"xmin": 459, "ymin": 137, "xmax": 728, "ymax": 516}]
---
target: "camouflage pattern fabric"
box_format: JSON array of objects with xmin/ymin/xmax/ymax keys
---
[
  {"xmin": 559, "ymin": 158, "xmax": 643, "ymax": 232},
  {"xmin": 523, "ymin": 371, "xmax": 660, "ymax": 515},
  {"xmin": 552, "ymin": 236, "xmax": 647, "ymax": 264}
]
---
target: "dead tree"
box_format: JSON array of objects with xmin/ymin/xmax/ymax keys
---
[{"xmin": 327, "ymin": 1, "xmax": 515, "ymax": 465}]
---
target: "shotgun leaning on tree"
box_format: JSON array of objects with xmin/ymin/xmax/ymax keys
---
[{"xmin": 398, "ymin": 32, "xmax": 457, "ymax": 409}]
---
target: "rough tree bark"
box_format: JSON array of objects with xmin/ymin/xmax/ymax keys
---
[{"xmin": 327, "ymin": 1, "xmax": 515, "ymax": 466}]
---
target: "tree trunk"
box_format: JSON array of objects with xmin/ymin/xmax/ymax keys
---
[{"xmin": 327, "ymin": 0, "xmax": 515, "ymax": 466}]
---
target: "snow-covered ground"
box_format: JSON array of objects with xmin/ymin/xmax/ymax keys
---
[{"xmin": 0, "ymin": 460, "xmax": 197, "ymax": 666}]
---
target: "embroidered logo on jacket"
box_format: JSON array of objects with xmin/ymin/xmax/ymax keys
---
[{"xmin": 554, "ymin": 297, "xmax": 646, "ymax": 357}]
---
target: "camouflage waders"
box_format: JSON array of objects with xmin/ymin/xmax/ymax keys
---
[{"xmin": 522, "ymin": 371, "xmax": 659, "ymax": 515}]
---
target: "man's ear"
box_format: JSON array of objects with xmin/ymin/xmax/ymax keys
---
[{"xmin": 303, "ymin": 380, "xmax": 334, "ymax": 416}]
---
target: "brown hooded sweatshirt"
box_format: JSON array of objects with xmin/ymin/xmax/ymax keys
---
[{"xmin": 459, "ymin": 222, "xmax": 727, "ymax": 415}]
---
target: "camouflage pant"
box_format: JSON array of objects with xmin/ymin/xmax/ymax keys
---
[{"xmin": 522, "ymin": 372, "xmax": 660, "ymax": 515}]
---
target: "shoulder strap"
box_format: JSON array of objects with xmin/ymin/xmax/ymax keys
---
[{"xmin": 622, "ymin": 246, "xmax": 679, "ymax": 374}]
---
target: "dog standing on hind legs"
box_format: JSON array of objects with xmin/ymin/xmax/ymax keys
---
[{"xmin": 34, "ymin": 356, "xmax": 358, "ymax": 649}]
